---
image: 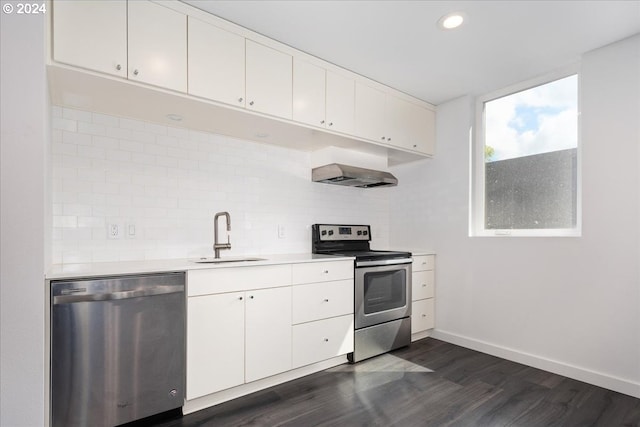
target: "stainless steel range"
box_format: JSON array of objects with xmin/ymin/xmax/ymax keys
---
[{"xmin": 312, "ymin": 224, "xmax": 412, "ymax": 362}]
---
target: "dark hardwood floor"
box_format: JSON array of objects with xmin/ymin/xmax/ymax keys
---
[{"xmin": 153, "ymin": 338, "xmax": 640, "ymax": 427}]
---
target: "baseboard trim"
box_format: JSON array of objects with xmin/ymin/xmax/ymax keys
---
[{"xmin": 431, "ymin": 329, "xmax": 640, "ymax": 399}]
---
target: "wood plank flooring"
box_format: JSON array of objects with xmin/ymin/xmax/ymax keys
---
[{"xmin": 148, "ymin": 338, "xmax": 640, "ymax": 427}]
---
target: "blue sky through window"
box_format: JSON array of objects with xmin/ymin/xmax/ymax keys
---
[{"xmin": 485, "ymin": 75, "xmax": 578, "ymax": 162}]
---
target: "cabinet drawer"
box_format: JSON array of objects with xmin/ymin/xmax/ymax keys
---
[
  {"xmin": 413, "ymin": 255, "xmax": 434, "ymax": 272},
  {"xmin": 412, "ymin": 270, "xmax": 434, "ymax": 301},
  {"xmin": 292, "ymin": 315, "xmax": 354, "ymax": 368},
  {"xmin": 187, "ymin": 264, "xmax": 291, "ymax": 296},
  {"xmin": 292, "ymin": 279, "xmax": 353, "ymax": 324},
  {"xmin": 412, "ymin": 298, "xmax": 435, "ymax": 333},
  {"xmin": 292, "ymin": 260, "xmax": 353, "ymax": 284}
]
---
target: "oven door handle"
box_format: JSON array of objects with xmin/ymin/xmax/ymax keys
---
[{"xmin": 356, "ymin": 258, "xmax": 413, "ymax": 268}]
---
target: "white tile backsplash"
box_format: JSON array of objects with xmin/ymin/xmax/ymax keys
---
[{"xmin": 51, "ymin": 107, "xmax": 391, "ymax": 263}]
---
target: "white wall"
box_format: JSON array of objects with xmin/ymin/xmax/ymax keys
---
[
  {"xmin": 390, "ymin": 35, "xmax": 640, "ymax": 397},
  {"xmin": 51, "ymin": 107, "xmax": 391, "ymax": 263},
  {"xmin": 0, "ymin": 8, "xmax": 48, "ymax": 427}
]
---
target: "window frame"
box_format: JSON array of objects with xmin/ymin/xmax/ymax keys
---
[{"xmin": 471, "ymin": 66, "xmax": 582, "ymax": 237}]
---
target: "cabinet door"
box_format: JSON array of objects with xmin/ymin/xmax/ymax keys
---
[
  {"xmin": 292, "ymin": 315, "xmax": 354, "ymax": 368},
  {"xmin": 293, "ymin": 59, "xmax": 326, "ymax": 127},
  {"xmin": 292, "ymin": 279, "xmax": 354, "ymax": 324},
  {"xmin": 128, "ymin": 0, "xmax": 187, "ymax": 92},
  {"xmin": 326, "ymin": 71, "xmax": 355, "ymax": 134},
  {"xmin": 245, "ymin": 287, "xmax": 292, "ymax": 382},
  {"xmin": 246, "ymin": 40, "xmax": 293, "ymax": 119},
  {"xmin": 52, "ymin": 0, "xmax": 127, "ymax": 77},
  {"xmin": 412, "ymin": 255, "xmax": 435, "ymax": 272},
  {"xmin": 186, "ymin": 292, "xmax": 245, "ymax": 399},
  {"xmin": 409, "ymin": 105, "xmax": 436, "ymax": 155},
  {"xmin": 355, "ymin": 83, "xmax": 386, "ymax": 143},
  {"xmin": 291, "ymin": 260, "xmax": 354, "ymax": 285},
  {"xmin": 385, "ymin": 95, "xmax": 414, "ymax": 149},
  {"xmin": 412, "ymin": 270, "xmax": 435, "ymax": 301},
  {"xmin": 412, "ymin": 298, "xmax": 435, "ymax": 333},
  {"xmin": 188, "ymin": 17, "xmax": 245, "ymax": 107}
]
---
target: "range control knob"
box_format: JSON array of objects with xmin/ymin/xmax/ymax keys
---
[
  {"xmin": 328, "ymin": 230, "xmax": 334, "ymax": 236},
  {"xmin": 357, "ymin": 230, "xmax": 362, "ymax": 236},
  {"xmin": 363, "ymin": 230, "xmax": 368, "ymax": 236}
]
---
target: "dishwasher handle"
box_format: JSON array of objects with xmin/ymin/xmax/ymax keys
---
[{"xmin": 53, "ymin": 284, "xmax": 184, "ymax": 305}]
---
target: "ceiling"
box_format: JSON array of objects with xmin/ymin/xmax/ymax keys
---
[{"xmin": 181, "ymin": 1, "xmax": 640, "ymax": 106}]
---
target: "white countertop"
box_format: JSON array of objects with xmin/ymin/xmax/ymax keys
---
[{"xmin": 46, "ymin": 253, "xmax": 354, "ymax": 280}]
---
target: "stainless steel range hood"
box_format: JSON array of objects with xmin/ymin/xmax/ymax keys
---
[{"xmin": 312, "ymin": 163, "xmax": 398, "ymax": 188}]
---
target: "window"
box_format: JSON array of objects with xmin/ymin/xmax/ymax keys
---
[{"xmin": 472, "ymin": 72, "xmax": 580, "ymax": 236}]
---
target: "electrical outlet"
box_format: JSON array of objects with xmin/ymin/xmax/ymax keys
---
[{"xmin": 108, "ymin": 223, "xmax": 122, "ymax": 239}]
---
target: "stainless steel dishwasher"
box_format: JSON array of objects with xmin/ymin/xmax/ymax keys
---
[{"xmin": 50, "ymin": 272, "xmax": 185, "ymax": 427}]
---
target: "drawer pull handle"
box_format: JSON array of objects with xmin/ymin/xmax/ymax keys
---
[
  {"xmin": 324, "ymin": 338, "xmax": 329, "ymax": 342},
  {"xmin": 422, "ymin": 284, "xmax": 427, "ymax": 287},
  {"xmin": 422, "ymin": 314, "xmax": 427, "ymax": 317},
  {"xmin": 323, "ymin": 270, "xmax": 329, "ymax": 274},
  {"xmin": 324, "ymin": 298, "xmax": 329, "ymax": 302},
  {"xmin": 239, "ymin": 296, "xmax": 243, "ymax": 300},
  {"xmin": 249, "ymin": 295, "xmax": 254, "ymax": 299}
]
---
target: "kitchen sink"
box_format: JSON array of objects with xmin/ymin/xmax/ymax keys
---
[{"xmin": 190, "ymin": 256, "xmax": 266, "ymax": 264}]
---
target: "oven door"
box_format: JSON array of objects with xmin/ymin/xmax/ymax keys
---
[{"xmin": 354, "ymin": 262, "xmax": 412, "ymax": 329}]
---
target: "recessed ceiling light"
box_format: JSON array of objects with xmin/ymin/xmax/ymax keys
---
[
  {"xmin": 438, "ymin": 12, "xmax": 465, "ymax": 30},
  {"xmin": 166, "ymin": 113, "xmax": 183, "ymax": 121}
]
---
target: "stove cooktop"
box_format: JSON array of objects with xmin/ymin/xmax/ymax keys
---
[
  {"xmin": 317, "ymin": 249, "xmax": 411, "ymax": 262},
  {"xmin": 312, "ymin": 224, "xmax": 411, "ymax": 262}
]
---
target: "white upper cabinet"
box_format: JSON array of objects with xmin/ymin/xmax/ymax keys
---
[
  {"xmin": 354, "ymin": 83, "xmax": 387, "ymax": 143},
  {"xmin": 188, "ymin": 17, "xmax": 246, "ymax": 107},
  {"xmin": 52, "ymin": 0, "xmax": 127, "ymax": 77},
  {"xmin": 355, "ymin": 83, "xmax": 435, "ymax": 155},
  {"xmin": 127, "ymin": 0, "xmax": 187, "ymax": 92},
  {"xmin": 293, "ymin": 62, "xmax": 355, "ymax": 134},
  {"xmin": 293, "ymin": 59, "xmax": 326, "ymax": 127},
  {"xmin": 326, "ymin": 71, "xmax": 355, "ymax": 134},
  {"xmin": 50, "ymin": 0, "xmax": 434, "ymax": 161},
  {"xmin": 245, "ymin": 40, "xmax": 293, "ymax": 119},
  {"xmin": 410, "ymin": 105, "xmax": 436, "ymax": 155}
]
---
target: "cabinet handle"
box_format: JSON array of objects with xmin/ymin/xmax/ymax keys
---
[
  {"xmin": 422, "ymin": 314, "xmax": 427, "ymax": 317},
  {"xmin": 116, "ymin": 64, "xmax": 122, "ymax": 71},
  {"xmin": 381, "ymin": 136, "xmax": 386, "ymax": 141},
  {"xmin": 324, "ymin": 338, "xmax": 329, "ymax": 342},
  {"xmin": 323, "ymin": 270, "xmax": 329, "ymax": 274},
  {"xmin": 328, "ymin": 122, "xmax": 333, "ymax": 127},
  {"xmin": 422, "ymin": 284, "xmax": 427, "ymax": 287},
  {"xmin": 413, "ymin": 144, "xmax": 418, "ymax": 148},
  {"xmin": 239, "ymin": 296, "xmax": 243, "ymax": 300},
  {"xmin": 320, "ymin": 120, "xmax": 325, "ymax": 124},
  {"xmin": 133, "ymin": 69, "xmax": 139, "ymax": 76},
  {"xmin": 238, "ymin": 97, "xmax": 243, "ymax": 103},
  {"xmin": 249, "ymin": 101, "xmax": 254, "ymax": 106},
  {"xmin": 388, "ymin": 138, "xmax": 392, "ymax": 142},
  {"xmin": 324, "ymin": 298, "xmax": 329, "ymax": 302},
  {"xmin": 249, "ymin": 295, "xmax": 254, "ymax": 299}
]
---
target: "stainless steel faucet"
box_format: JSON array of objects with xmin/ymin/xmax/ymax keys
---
[{"xmin": 213, "ymin": 211, "xmax": 231, "ymax": 258}]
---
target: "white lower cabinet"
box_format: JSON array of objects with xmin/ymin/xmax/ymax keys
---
[
  {"xmin": 291, "ymin": 260, "xmax": 354, "ymax": 368},
  {"xmin": 245, "ymin": 287, "xmax": 292, "ymax": 382},
  {"xmin": 411, "ymin": 254, "xmax": 435, "ymax": 339},
  {"xmin": 293, "ymin": 315, "xmax": 354, "ymax": 368},
  {"xmin": 186, "ymin": 259, "xmax": 354, "ymax": 403},
  {"xmin": 412, "ymin": 298, "xmax": 435, "ymax": 332},
  {"xmin": 187, "ymin": 291, "xmax": 245, "ymax": 399},
  {"xmin": 186, "ymin": 266, "xmax": 292, "ymax": 400}
]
